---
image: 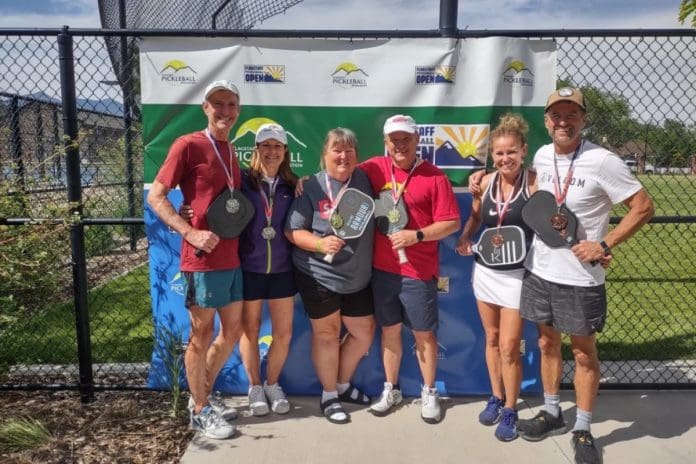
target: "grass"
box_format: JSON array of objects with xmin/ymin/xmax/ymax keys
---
[
  {"xmin": 0, "ymin": 417, "xmax": 52, "ymax": 452},
  {"xmin": 0, "ymin": 265, "xmax": 153, "ymax": 367}
]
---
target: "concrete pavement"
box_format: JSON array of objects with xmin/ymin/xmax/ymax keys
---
[{"xmin": 181, "ymin": 390, "xmax": 696, "ymax": 464}]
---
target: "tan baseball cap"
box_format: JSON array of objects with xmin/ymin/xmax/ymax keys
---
[{"xmin": 545, "ymin": 87, "xmax": 585, "ymax": 111}]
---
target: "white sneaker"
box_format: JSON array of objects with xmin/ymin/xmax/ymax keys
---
[
  {"xmin": 264, "ymin": 382, "xmax": 290, "ymax": 414},
  {"xmin": 208, "ymin": 391, "xmax": 238, "ymax": 421},
  {"xmin": 248, "ymin": 385, "xmax": 270, "ymax": 416},
  {"xmin": 369, "ymin": 382, "xmax": 403, "ymax": 417},
  {"xmin": 420, "ymin": 385, "xmax": 441, "ymax": 424},
  {"xmin": 191, "ymin": 405, "xmax": 236, "ymax": 439}
]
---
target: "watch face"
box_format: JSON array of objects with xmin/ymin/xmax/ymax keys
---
[{"xmin": 417, "ymin": 230, "xmax": 424, "ymax": 242}]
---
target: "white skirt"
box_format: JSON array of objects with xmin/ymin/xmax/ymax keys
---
[{"xmin": 471, "ymin": 262, "xmax": 525, "ymax": 309}]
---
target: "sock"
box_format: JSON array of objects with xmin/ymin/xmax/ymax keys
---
[
  {"xmin": 336, "ymin": 382, "xmax": 350, "ymax": 395},
  {"xmin": 321, "ymin": 390, "xmax": 338, "ymax": 403},
  {"xmin": 572, "ymin": 409, "xmax": 592, "ymax": 432},
  {"xmin": 543, "ymin": 393, "xmax": 561, "ymax": 418}
]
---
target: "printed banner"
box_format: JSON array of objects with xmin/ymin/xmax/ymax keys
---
[{"xmin": 141, "ymin": 37, "xmax": 555, "ymax": 395}]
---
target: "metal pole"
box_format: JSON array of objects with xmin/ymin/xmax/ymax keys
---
[
  {"xmin": 58, "ymin": 26, "xmax": 94, "ymax": 403},
  {"xmin": 439, "ymin": 0, "xmax": 458, "ymax": 37},
  {"xmin": 119, "ymin": 0, "xmax": 137, "ymax": 250}
]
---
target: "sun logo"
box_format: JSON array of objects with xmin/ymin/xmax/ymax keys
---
[
  {"xmin": 437, "ymin": 126, "xmax": 489, "ymax": 159},
  {"xmin": 258, "ymin": 335, "xmax": 273, "ymax": 347},
  {"xmin": 265, "ymin": 65, "xmax": 285, "ymax": 81},
  {"xmin": 436, "ymin": 66, "xmax": 456, "ymax": 82},
  {"xmin": 160, "ymin": 60, "xmax": 196, "ymax": 73},
  {"xmin": 332, "ymin": 62, "xmax": 369, "ymax": 76}
]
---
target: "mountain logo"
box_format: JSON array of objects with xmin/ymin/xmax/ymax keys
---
[
  {"xmin": 415, "ymin": 65, "xmax": 456, "ymax": 84},
  {"xmin": 156, "ymin": 59, "xmax": 197, "ymax": 85},
  {"xmin": 430, "ymin": 125, "xmax": 489, "ymax": 169},
  {"xmin": 502, "ymin": 59, "xmax": 534, "ymax": 87},
  {"xmin": 244, "ymin": 64, "xmax": 285, "ymax": 83},
  {"xmin": 331, "ymin": 62, "xmax": 368, "ymax": 87}
]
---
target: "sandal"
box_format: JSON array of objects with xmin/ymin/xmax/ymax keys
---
[
  {"xmin": 338, "ymin": 384, "xmax": 371, "ymax": 405},
  {"xmin": 320, "ymin": 398, "xmax": 350, "ymax": 424}
]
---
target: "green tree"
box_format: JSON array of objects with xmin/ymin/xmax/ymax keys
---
[{"xmin": 679, "ymin": 0, "xmax": 696, "ymax": 27}]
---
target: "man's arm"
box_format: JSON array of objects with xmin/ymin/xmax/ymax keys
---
[
  {"xmin": 572, "ymin": 188, "xmax": 654, "ymax": 262},
  {"xmin": 147, "ymin": 180, "xmax": 219, "ymax": 254}
]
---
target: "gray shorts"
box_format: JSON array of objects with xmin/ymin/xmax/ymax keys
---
[
  {"xmin": 372, "ymin": 269, "xmax": 438, "ymax": 331},
  {"xmin": 520, "ymin": 271, "xmax": 607, "ymax": 336}
]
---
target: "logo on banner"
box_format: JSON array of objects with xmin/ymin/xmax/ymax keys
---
[
  {"xmin": 155, "ymin": 59, "xmax": 197, "ymax": 85},
  {"xmin": 415, "ymin": 65, "xmax": 456, "ymax": 84},
  {"xmin": 411, "ymin": 341, "xmax": 448, "ymax": 360},
  {"xmin": 231, "ymin": 117, "xmax": 307, "ymax": 170},
  {"xmin": 258, "ymin": 335, "xmax": 273, "ymax": 358},
  {"xmin": 244, "ymin": 65, "xmax": 285, "ymax": 83},
  {"xmin": 414, "ymin": 124, "xmax": 489, "ymax": 169},
  {"xmin": 331, "ymin": 62, "xmax": 368, "ymax": 88},
  {"xmin": 169, "ymin": 272, "xmax": 185, "ymax": 296},
  {"xmin": 502, "ymin": 59, "xmax": 534, "ymax": 87}
]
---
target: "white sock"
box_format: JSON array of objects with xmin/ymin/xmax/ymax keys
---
[
  {"xmin": 336, "ymin": 382, "xmax": 350, "ymax": 395},
  {"xmin": 321, "ymin": 390, "xmax": 338, "ymax": 403},
  {"xmin": 543, "ymin": 393, "xmax": 561, "ymax": 418}
]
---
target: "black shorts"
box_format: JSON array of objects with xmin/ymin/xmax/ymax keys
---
[
  {"xmin": 294, "ymin": 269, "xmax": 374, "ymax": 320},
  {"xmin": 520, "ymin": 271, "xmax": 607, "ymax": 336},
  {"xmin": 242, "ymin": 270, "xmax": 297, "ymax": 301}
]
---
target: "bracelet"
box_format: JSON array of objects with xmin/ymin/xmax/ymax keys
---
[{"xmin": 315, "ymin": 239, "xmax": 324, "ymax": 253}]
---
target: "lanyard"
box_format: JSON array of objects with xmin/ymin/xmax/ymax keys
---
[
  {"xmin": 552, "ymin": 140, "xmax": 583, "ymax": 209},
  {"xmin": 390, "ymin": 158, "xmax": 421, "ymax": 208},
  {"xmin": 205, "ymin": 128, "xmax": 235, "ymax": 193},
  {"xmin": 494, "ymin": 170, "xmax": 522, "ymax": 229},
  {"xmin": 324, "ymin": 172, "xmax": 351, "ymax": 212},
  {"xmin": 259, "ymin": 176, "xmax": 279, "ymax": 225}
]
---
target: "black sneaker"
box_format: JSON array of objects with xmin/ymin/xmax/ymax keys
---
[
  {"xmin": 572, "ymin": 430, "xmax": 601, "ymax": 464},
  {"xmin": 519, "ymin": 410, "xmax": 566, "ymax": 442}
]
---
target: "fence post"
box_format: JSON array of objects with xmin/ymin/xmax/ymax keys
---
[
  {"xmin": 9, "ymin": 96, "xmax": 26, "ymax": 196},
  {"xmin": 439, "ymin": 0, "xmax": 458, "ymax": 37},
  {"xmin": 58, "ymin": 25, "xmax": 94, "ymax": 403}
]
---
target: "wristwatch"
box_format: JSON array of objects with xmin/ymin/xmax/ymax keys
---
[
  {"xmin": 416, "ymin": 230, "xmax": 425, "ymax": 242},
  {"xmin": 599, "ymin": 240, "xmax": 611, "ymax": 256}
]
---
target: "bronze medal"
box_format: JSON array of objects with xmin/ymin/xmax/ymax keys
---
[
  {"xmin": 225, "ymin": 198, "xmax": 240, "ymax": 214},
  {"xmin": 550, "ymin": 212, "xmax": 568, "ymax": 231},
  {"xmin": 330, "ymin": 212, "xmax": 344, "ymax": 229},
  {"xmin": 387, "ymin": 208, "xmax": 401, "ymax": 224},
  {"xmin": 491, "ymin": 233, "xmax": 504, "ymax": 248},
  {"xmin": 261, "ymin": 226, "xmax": 276, "ymax": 240}
]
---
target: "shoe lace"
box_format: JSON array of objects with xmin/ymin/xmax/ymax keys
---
[
  {"xmin": 265, "ymin": 383, "xmax": 286, "ymax": 402},
  {"xmin": 485, "ymin": 396, "xmax": 502, "ymax": 412},
  {"xmin": 501, "ymin": 410, "xmax": 517, "ymax": 427},
  {"xmin": 199, "ymin": 407, "xmax": 229, "ymax": 429},
  {"xmin": 249, "ymin": 386, "xmax": 266, "ymax": 404},
  {"xmin": 422, "ymin": 388, "xmax": 437, "ymax": 408}
]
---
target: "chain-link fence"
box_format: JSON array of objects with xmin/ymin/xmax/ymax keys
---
[{"xmin": 1, "ymin": 29, "xmax": 695, "ymax": 395}]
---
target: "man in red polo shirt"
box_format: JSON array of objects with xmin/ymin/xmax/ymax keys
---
[{"xmin": 147, "ymin": 80, "xmax": 243, "ymax": 440}]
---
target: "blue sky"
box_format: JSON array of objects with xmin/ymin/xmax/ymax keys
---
[{"xmin": 0, "ymin": 0, "xmax": 689, "ymax": 29}]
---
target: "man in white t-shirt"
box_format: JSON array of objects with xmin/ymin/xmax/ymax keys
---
[{"xmin": 517, "ymin": 88, "xmax": 654, "ymax": 464}]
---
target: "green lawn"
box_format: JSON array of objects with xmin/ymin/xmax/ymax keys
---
[{"xmin": 0, "ymin": 265, "xmax": 153, "ymax": 368}]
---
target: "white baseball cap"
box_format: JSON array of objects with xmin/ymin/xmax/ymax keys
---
[
  {"xmin": 255, "ymin": 123, "xmax": 288, "ymax": 145},
  {"xmin": 203, "ymin": 80, "xmax": 240, "ymax": 101},
  {"xmin": 383, "ymin": 114, "xmax": 418, "ymax": 135}
]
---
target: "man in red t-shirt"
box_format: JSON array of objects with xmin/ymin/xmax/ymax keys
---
[
  {"xmin": 360, "ymin": 115, "xmax": 460, "ymax": 424},
  {"xmin": 147, "ymin": 80, "xmax": 243, "ymax": 440}
]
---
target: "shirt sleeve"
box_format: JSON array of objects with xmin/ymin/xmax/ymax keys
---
[
  {"xmin": 431, "ymin": 173, "xmax": 461, "ymax": 221},
  {"xmin": 155, "ymin": 136, "xmax": 188, "ymax": 189},
  {"xmin": 598, "ymin": 153, "xmax": 643, "ymax": 205},
  {"xmin": 285, "ymin": 192, "xmax": 314, "ymax": 231}
]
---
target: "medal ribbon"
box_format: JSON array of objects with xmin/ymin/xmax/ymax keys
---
[
  {"xmin": 552, "ymin": 140, "xmax": 583, "ymax": 209},
  {"xmin": 205, "ymin": 128, "xmax": 236, "ymax": 194},
  {"xmin": 494, "ymin": 170, "xmax": 522, "ymax": 229},
  {"xmin": 259, "ymin": 176, "xmax": 279, "ymax": 226},
  {"xmin": 324, "ymin": 172, "xmax": 351, "ymax": 216},
  {"xmin": 390, "ymin": 158, "xmax": 422, "ymax": 208}
]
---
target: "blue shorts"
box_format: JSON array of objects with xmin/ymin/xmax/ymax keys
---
[
  {"xmin": 372, "ymin": 269, "xmax": 438, "ymax": 331},
  {"xmin": 243, "ymin": 270, "xmax": 297, "ymax": 301},
  {"xmin": 183, "ymin": 268, "xmax": 243, "ymax": 309}
]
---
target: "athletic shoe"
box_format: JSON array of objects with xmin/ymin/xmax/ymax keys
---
[
  {"xmin": 420, "ymin": 385, "xmax": 442, "ymax": 424},
  {"xmin": 264, "ymin": 382, "xmax": 290, "ymax": 414},
  {"xmin": 248, "ymin": 384, "xmax": 270, "ymax": 416},
  {"xmin": 369, "ymin": 382, "xmax": 403, "ymax": 417},
  {"xmin": 190, "ymin": 405, "xmax": 235, "ymax": 440},
  {"xmin": 208, "ymin": 391, "xmax": 238, "ymax": 421},
  {"xmin": 519, "ymin": 410, "xmax": 567, "ymax": 442},
  {"xmin": 572, "ymin": 430, "xmax": 601, "ymax": 464},
  {"xmin": 478, "ymin": 395, "xmax": 504, "ymax": 426},
  {"xmin": 494, "ymin": 408, "xmax": 519, "ymax": 442}
]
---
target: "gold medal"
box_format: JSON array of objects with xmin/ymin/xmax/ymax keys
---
[
  {"xmin": 491, "ymin": 233, "xmax": 504, "ymax": 248},
  {"xmin": 330, "ymin": 212, "xmax": 344, "ymax": 229},
  {"xmin": 387, "ymin": 208, "xmax": 401, "ymax": 224}
]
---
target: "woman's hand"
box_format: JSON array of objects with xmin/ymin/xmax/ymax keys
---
[
  {"xmin": 455, "ymin": 235, "xmax": 474, "ymax": 256},
  {"xmin": 179, "ymin": 204, "xmax": 194, "ymax": 221}
]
